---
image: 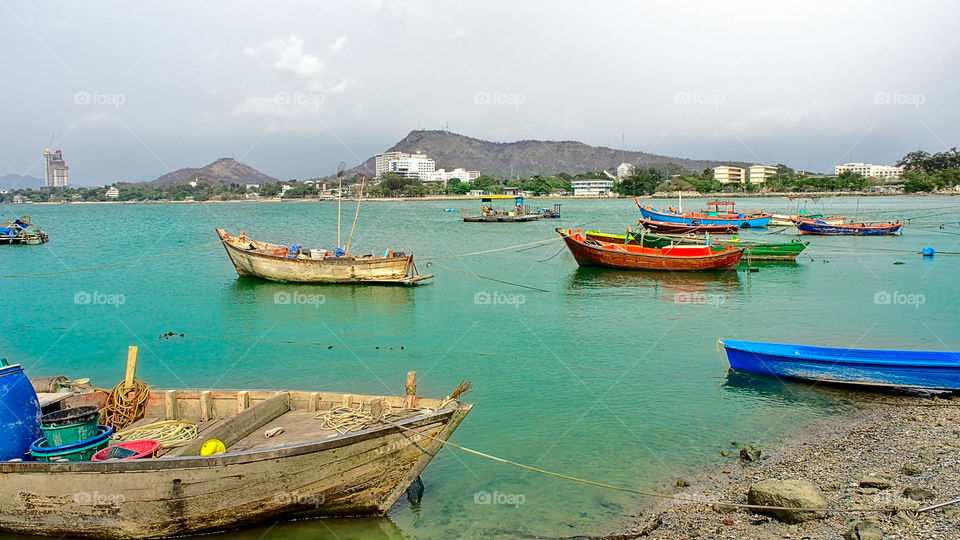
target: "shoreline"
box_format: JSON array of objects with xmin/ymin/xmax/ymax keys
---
[
  {"xmin": 608, "ymin": 391, "xmax": 960, "ymax": 539},
  {"xmin": 3, "ymin": 191, "xmax": 957, "ymax": 205}
]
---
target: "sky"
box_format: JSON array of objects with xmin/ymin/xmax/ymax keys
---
[{"xmin": 1, "ymin": 0, "xmax": 958, "ymax": 186}]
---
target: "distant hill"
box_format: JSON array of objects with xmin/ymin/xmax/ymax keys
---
[
  {"xmin": 0, "ymin": 174, "xmax": 43, "ymax": 190},
  {"xmin": 149, "ymin": 158, "xmax": 278, "ymax": 186},
  {"xmin": 346, "ymin": 130, "xmax": 751, "ymax": 178}
]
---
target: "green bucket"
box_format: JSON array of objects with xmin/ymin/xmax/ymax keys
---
[
  {"xmin": 39, "ymin": 407, "xmax": 101, "ymax": 447},
  {"xmin": 31, "ymin": 425, "xmax": 113, "ymax": 462}
]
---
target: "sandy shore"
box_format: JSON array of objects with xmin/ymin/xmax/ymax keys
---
[{"xmin": 607, "ymin": 392, "xmax": 960, "ymax": 539}]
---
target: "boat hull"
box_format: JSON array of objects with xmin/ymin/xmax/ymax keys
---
[
  {"xmin": 638, "ymin": 218, "xmax": 738, "ymax": 234},
  {"xmin": 720, "ymin": 340, "xmax": 960, "ymax": 390},
  {"xmin": 559, "ymin": 229, "xmax": 742, "ymax": 271},
  {"xmin": 591, "ymin": 231, "xmax": 808, "ymax": 261},
  {"xmin": 638, "ymin": 206, "xmax": 771, "ymax": 228},
  {"xmin": 217, "ymin": 229, "xmax": 430, "ymax": 284},
  {"xmin": 0, "ymin": 394, "xmax": 470, "ymax": 539},
  {"xmin": 795, "ymin": 221, "xmax": 902, "ymax": 235}
]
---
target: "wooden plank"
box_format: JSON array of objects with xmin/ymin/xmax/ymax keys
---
[
  {"xmin": 405, "ymin": 371, "xmax": 417, "ymax": 408},
  {"xmin": 124, "ymin": 346, "xmax": 138, "ymax": 389},
  {"xmin": 237, "ymin": 391, "xmax": 249, "ymax": 413},
  {"xmin": 175, "ymin": 392, "xmax": 290, "ymax": 456},
  {"xmin": 200, "ymin": 391, "xmax": 211, "ymax": 422},
  {"xmin": 164, "ymin": 390, "xmax": 178, "ymax": 420},
  {"xmin": 36, "ymin": 390, "xmax": 75, "ymax": 408},
  {"xmin": 308, "ymin": 392, "xmax": 319, "ymax": 413}
]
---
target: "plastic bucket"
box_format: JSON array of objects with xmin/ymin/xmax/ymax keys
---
[
  {"xmin": 91, "ymin": 439, "xmax": 162, "ymax": 461},
  {"xmin": 0, "ymin": 364, "xmax": 43, "ymax": 460},
  {"xmin": 30, "ymin": 425, "xmax": 114, "ymax": 462},
  {"xmin": 40, "ymin": 406, "xmax": 100, "ymax": 447}
]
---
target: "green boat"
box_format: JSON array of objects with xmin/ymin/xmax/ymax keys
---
[{"xmin": 584, "ymin": 230, "xmax": 807, "ymax": 262}]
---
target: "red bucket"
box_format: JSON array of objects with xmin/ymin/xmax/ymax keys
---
[{"xmin": 91, "ymin": 439, "xmax": 162, "ymax": 461}]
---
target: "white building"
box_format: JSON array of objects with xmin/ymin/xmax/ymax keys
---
[
  {"xmin": 616, "ymin": 162, "xmax": 636, "ymax": 179},
  {"xmin": 424, "ymin": 168, "xmax": 481, "ymax": 183},
  {"xmin": 42, "ymin": 149, "xmax": 69, "ymax": 188},
  {"xmin": 571, "ymin": 179, "xmax": 614, "ymax": 197},
  {"xmin": 834, "ymin": 162, "xmax": 904, "ymax": 180},
  {"xmin": 713, "ymin": 166, "xmax": 746, "ymax": 184},
  {"xmin": 105, "ymin": 186, "xmax": 120, "ymax": 199},
  {"xmin": 375, "ymin": 151, "xmax": 436, "ymax": 180},
  {"xmin": 748, "ymin": 164, "xmax": 778, "ymax": 184}
]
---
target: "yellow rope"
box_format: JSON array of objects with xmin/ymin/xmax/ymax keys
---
[
  {"xmin": 113, "ymin": 420, "xmax": 198, "ymax": 448},
  {"xmin": 103, "ymin": 379, "xmax": 151, "ymax": 431},
  {"xmin": 3, "ymin": 240, "xmax": 221, "ymax": 278},
  {"xmin": 384, "ymin": 419, "xmax": 909, "ymax": 515}
]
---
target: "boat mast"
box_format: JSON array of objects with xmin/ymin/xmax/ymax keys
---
[
  {"xmin": 336, "ymin": 161, "xmax": 345, "ymax": 249},
  {"xmin": 854, "ymin": 194, "xmax": 860, "ymax": 223},
  {"xmin": 345, "ymin": 175, "xmax": 366, "ymax": 254}
]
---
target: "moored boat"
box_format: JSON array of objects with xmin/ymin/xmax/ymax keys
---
[
  {"xmin": 216, "ymin": 229, "xmax": 432, "ymax": 284},
  {"xmin": 585, "ymin": 230, "xmax": 808, "ymax": 261},
  {"xmin": 795, "ymin": 219, "xmax": 902, "ymax": 236},
  {"xmin": 0, "ymin": 374, "xmax": 472, "ymax": 539},
  {"xmin": 638, "ymin": 217, "xmax": 739, "ymax": 234},
  {"xmin": 720, "ymin": 339, "xmax": 960, "ymax": 391},
  {"xmin": 462, "ymin": 195, "xmax": 539, "ymax": 222},
  {"xmin": 635, "ymin": 198, "xmax": 771, "ymax": 228},
  {"xmin": 0, "ymin": 215, "xmax": 49, "ymax": 245},
  {"xmin": 557, "ymin": 228, "xmax": 743, "ymax": 271},
  {"xmin": 769, "ymin": 214, "xmax": 846, "ymax": 226}
]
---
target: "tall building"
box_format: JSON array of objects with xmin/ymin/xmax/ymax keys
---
[
  {"xmin": 834, "ymin": 162, "xmax": 904, "ymax": 180},
  {"xmin": 616, "ymin": 162, "xmax": 636, "ymax": 179},
  {"xmin": 42, "ymin": 149, "xmax": 69, "ymax": 188},
  {"xmin": 375, "ymin": 151, "xmax": 436, "ymax": 180},
  {"xmin": 748, "ymin": 164, "xmax": 778, "ymax": 184},
  {"xmin": 713, "ymin": 166, "xmax": 745, "ymax": 184}
]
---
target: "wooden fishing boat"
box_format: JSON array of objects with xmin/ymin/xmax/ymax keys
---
[
  {"xmin": 0, "ymin": 375, "xmax": 472, "ymax": 538},
  {"xmin": 638, "ymin": 217, "xmax": 739, "ymax": 234},
  {"xmin": 0, "ymin": 215, "xmax": 49, "ymax": 245},
  {"xmin": 795, "ymin": 219, "xmax": 902, "ymax": 236},
  {"xmin": 216, "ymin": 229, "xmax": 432, "ymax": 284},
  {"xmin": 720, "ymin": 339, "xmax": 960, "ymax": 390},
  {"xmin": 769, "ymin": 214, "xmax": 845, "ymax": 227},
  {"xmin": 557, "ymin": 228, "xmax": 743, "ymax": 271},
  {"xmin": 635, "ymin": 198, "xmax": 771, "ymax": 228},
  {"xmin": 586, "ymin": 231, "xmax": 808, "ymax": 261}
]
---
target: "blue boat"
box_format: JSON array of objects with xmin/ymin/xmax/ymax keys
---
[
  {"xmin": 720, "ymin": 339, "xmax": 960, "ymax": 391},
  {"xmin": 636, "ymin": 199, "xmax": 771, "ymax": 228},
  {"xmin": 795, "ymin": 219, "xmax": 902, "ymax": 236}
]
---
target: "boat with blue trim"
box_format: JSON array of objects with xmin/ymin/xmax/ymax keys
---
[
  {"xmin": 795, "ymin": 219, "xmax": 902, "ymax": 236},
  {"xmin": 635, "ymin": 198, "xmax": 771, "ymax": 228},
  {"xmin": 719, "ymin": 339, "xmax": 960, "ymax": 390}
]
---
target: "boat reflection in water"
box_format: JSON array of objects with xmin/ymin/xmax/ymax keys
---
[{"xmin": 568, "ymin": 266, "xmax": 742, "ymax": 303}]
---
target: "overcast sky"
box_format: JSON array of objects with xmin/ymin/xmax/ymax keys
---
[{"xmin": 1, "ymin": 0, "xmax": 957, "ymax": 186}]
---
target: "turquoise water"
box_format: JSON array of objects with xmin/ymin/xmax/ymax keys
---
[{"xmin": 2, "ymin": 196, "xmax": 959, "ymax": 539}]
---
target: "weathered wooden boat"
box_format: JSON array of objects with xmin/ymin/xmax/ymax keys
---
[
  {"xmin": 216, "ymin": 229, "xmax": 432, "ymax": 284},
  {"xmin": 638, "ymin": 217, "xmax": 739, "ymax": 234},
  {"xmin": 462, "ymin": 195, "xmax": 539, "ymax": 222},
  {"xmin": 795, "ymin": 219, "xmax": 902, "ymax": 236},
  {"xmin": 0, "ymin": 215, "xmax": 49, "ymax": 245},
  {"xmin": 586, "ymin": 230, "xmax": 808, "ymax": 261},
  {"xmin": 0, "ymin": 375, "xmax": 472, "ymax": 538},
  {"xmin": 635, "ymin": 198, "xmax": 771, "ymax": 228},
  {"xmin": 720, "ymin": 339, "xmax": 960, "ymax": 390},
  {"xmin": 769, "ymin": 213, "xmax": 845, "ymax": 226},
  {"xmin": 557, "ymin": 228, "xmax": 743, "ymax": 271}
]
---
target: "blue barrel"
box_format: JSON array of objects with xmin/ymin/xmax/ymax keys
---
[{"xmin": 0, "ymin": 364, "xmax": 43, "ymax": 460}]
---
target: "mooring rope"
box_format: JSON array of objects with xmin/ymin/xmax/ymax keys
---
[
  {"xmin": 422, "ymin": 237, "xmax": 563, "ymax": 261},
  {"xmin": 3, "ymin": 240, "xmax": 222, "ymax": 278},
  {"xmin": 424, "ymin": 261, "xmax": 549, "ymax": 292},
  {"xmin": 385, "ymin": 419, "xmax": 951, "ymax": 515}
]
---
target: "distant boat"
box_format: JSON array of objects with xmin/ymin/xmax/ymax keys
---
[
  {"xmin": 795, "ymin": 219, "xmax": 902, "ymax": 236},
  {"xmin": 462, "ymin": 195, "xmax": 539, "ymax": 222},
  {"xmin": 0, "ymin": 215, "xmax": 49, "ymax": 245},
  {"xmin": 636, "ymin": 198, "xmax": 771, "ymax": 228},
  {"xmin": 720, "ymin": 339, "xmax": 960, "ymax": 391},
  {"xmin": 557, "ymin": 228, "xmax": 743, "ymax": 271},
  {"xmin": 216, "ymin": 229, "xmax": 432, "ymax": 284},
  {"xmin": 639, "ymin": 217, "xmax": 739, "ymax": 234},
  {"xmin": 585, "ymin": 230, "xmax": 808, "ymax": 261}
]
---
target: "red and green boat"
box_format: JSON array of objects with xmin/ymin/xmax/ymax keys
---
[{"xmin": 584, "ymin": 230, "xmax": 808, "ymax": 262}]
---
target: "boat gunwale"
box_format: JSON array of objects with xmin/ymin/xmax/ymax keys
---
[
  {"xmin": 567, "ymin": 233, "xmax": 742, "ymax": 261},
  {"xmin": 218, "ymin": 230, "xmax": 412, "ymax": 268},
  {"xmin": 0, "ymin": 405, "xmax": 466, "ymax": 474}
]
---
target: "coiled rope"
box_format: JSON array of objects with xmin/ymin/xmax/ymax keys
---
[
  {"xmin": 103, "ymin": 379, "xmax": 151, "ymax": 430},
  {"xmin": 113, "ymin": 420, "xmax": 198, "ymax": 448}
]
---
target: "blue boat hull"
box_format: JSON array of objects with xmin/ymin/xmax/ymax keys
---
[
  {"xmin": 720, "ymin": 340, "xmax": 960, "ymax": 390},
  {"xmin": 638, "ymin": 206, "xmax": 770, "ymax": 228},
  {"xmin": 795, "ymin": 222, "xmax": 901, "ymax": 235}
]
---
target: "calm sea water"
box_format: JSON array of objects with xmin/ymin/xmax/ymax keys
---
[{"xmin": 2, "ymin": 196, "xmax": 959, "ymax": 539}]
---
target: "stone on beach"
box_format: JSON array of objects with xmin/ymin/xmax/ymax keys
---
[
  {"xmin": 739, "ymin": 444, "xmax": 761, "ymax": 463},
  {"xmin": 857, "ymin": 475, "xmax": 892, "ymax": 490},
  {"xmin": 746, "ymin": 479, "xmax": 827, "ymax": 523},
  {"xmin": 843, "ymin": 520, "xmax": 883, "ymax": 540}
]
